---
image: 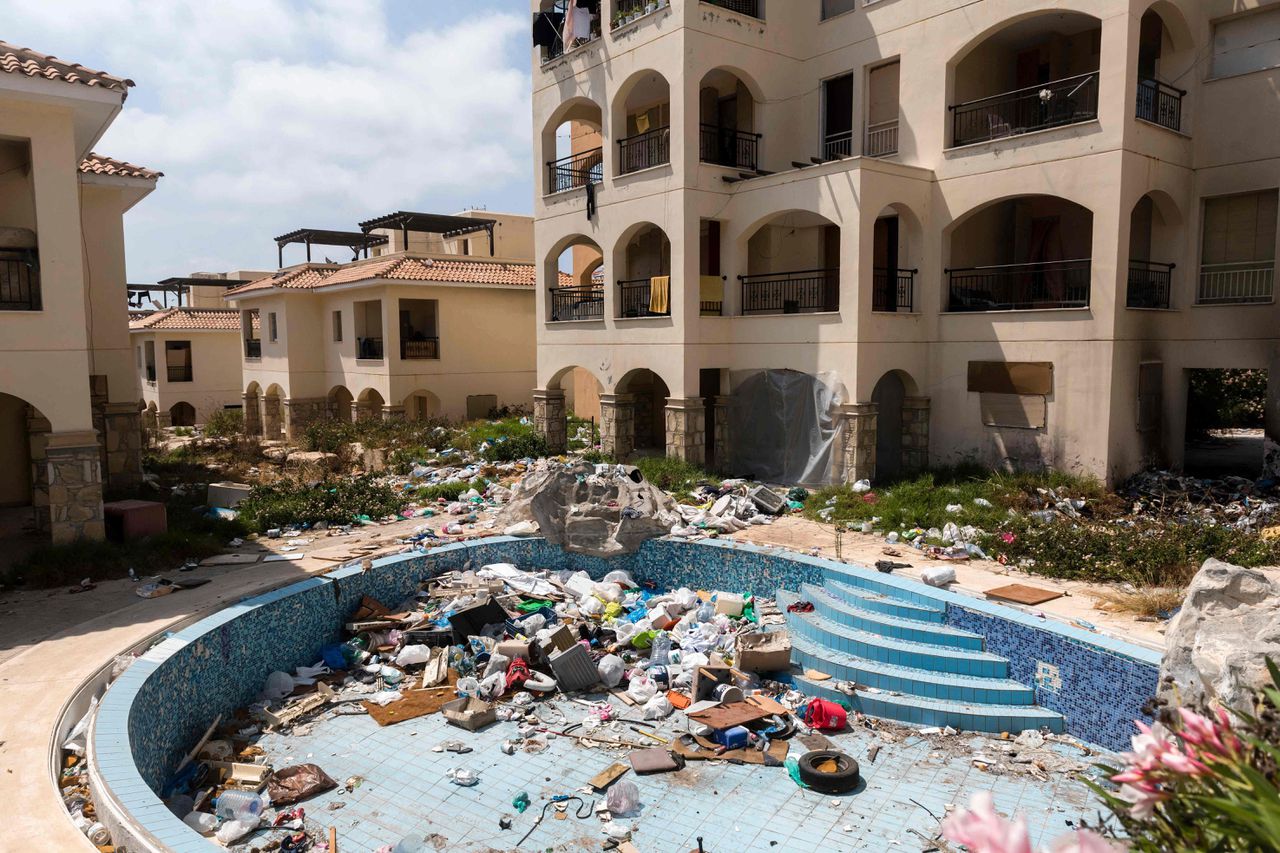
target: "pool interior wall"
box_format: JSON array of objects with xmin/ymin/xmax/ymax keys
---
[{"xmin": 92, "ymin": 536, "xmax": 1161, "ymax": 851}]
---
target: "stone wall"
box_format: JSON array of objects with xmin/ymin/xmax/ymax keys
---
[
  {"xmin": 284, "ymin": 397, "xmax": 328, "ymax": 441},
  {"xmin": 26, "ymin": 410, "xmax": 51, "ymax": 534},
  {"xmin": 102, "ymin": 404, "xmax": 143, "ymax": 489},
  {"xmin": 902, "ymin": 396, "xmax": 931, "ymax": 474},
  {"xmin": 599, "ymin": 394, "xmax": 635, "ymax": 459},
  {"xmin": 533, "ymin": 389, "xmax": 567, "ymax": 454},
  {"xmin": 841, "ymin": 403, "xmax": 878, "ymax": 484},
  {"xmin": 712, "ymin": 395, "xmax": 732, "ymax": 471},
  {"xmin": 664, "ymin": 397, "xmax": 706, "ymax": 465},
  {"xmin": 45, "ymin": 432, "xmax": 104, "ymax": 543},
  {"xmin": 243, "ymin": 393, "xmax": 262, "ymax": 436}
]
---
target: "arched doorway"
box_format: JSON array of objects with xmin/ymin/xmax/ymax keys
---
[
  {"xmin": 872, "ymin": 373, "xmax": 908, "ymax": 482},
  {"xmin": 404, "ymin": 389, "xmax": 442, "ymax": 422},
  {"xmin": 613, "ymin": 69, "xmax": 671, "ymax": 175},
  {"xmin": 328, "ymin": 386, "xmax": 354, "ymax": 423},
  {"xmin": 542, "ymin": 97, "xmax": 604, "ymax": 195},
  {"xmin": 727, "ymin": 370, "xmax": 844, "ymax": 485},
  {"xmin": 0, "ymin": 392, "xmax": 34, "ymax": 509},
  {"xmin": 616, "ymin": 369, "xmax": 670, "ymax": 455},
  {"xmin": 356, "ymin": 388, "xmax": 385, "ymax": 422},
  {"xmin": 169, "ymin": 402, "xmax": 196, "ymax": 428}
]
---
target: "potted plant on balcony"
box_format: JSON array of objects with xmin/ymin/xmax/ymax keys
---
[{"xmin": 645, "ymin": 1, "xmax": 657, "ymax": 13}]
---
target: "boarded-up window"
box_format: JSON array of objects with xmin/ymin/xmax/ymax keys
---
[
  {"xmin": 967, "ymin": 362, "xmax": 1054, "ymax": 395},
  {"xmin": 1137, "ymin": 362, "xmax": 1162, "ymax": 433},
  {"xmin": 1201, "ymin": 190, "xmax": 1278, "ymax": 266},
  {"xmin": 467, "ymin": 395, "xmax": 498, "ymax": 421},
  {"xmin": 980, "ymin": 394, "xmax": 1046, "ymax": 429},
  {"xmin": 1211, "ymin": 9, "xmax": 1280, "ymax": 78}
]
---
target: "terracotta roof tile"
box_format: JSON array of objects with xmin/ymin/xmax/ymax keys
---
[
  {"xmin": 80, "ymin": 153, "xmax": 162, "ymax": 180},
  {"xmin": 0, "ymin": 41, "xmax": 132, "ymax": 97},
  {"xmin": 129, "ymin": 308, "xmax": 250, "ymax": 332},
  {"xmin": 223, "ymin": 264, "xmax": 340, "ymax": 297},
  {"xmin": 225, "ymin": 256, "xmax": 549, "ymax": 296}
]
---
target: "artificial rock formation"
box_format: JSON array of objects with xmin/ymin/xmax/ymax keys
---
[
  {"xmin": 497, "ymin": 463, "xmax": 680, "ymax": 557},
  {"xmin": 1160, "ymin": 558, "xmax": 1280, "ymax": 709}
]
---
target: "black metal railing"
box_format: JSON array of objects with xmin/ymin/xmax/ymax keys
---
[
  {"xmin": 618, "ymin": 278, "xmax": 670, "ymax": 318},
  {"xmin": 244, "ymin": 339, "xmax": 261, "ymax": 358},
  {"xmin": 617, "ymin": 126, "xmax": 670, "ymax": 174},
  {"xmin": 821, "ymin": 130, "xmax": 853, "ymax": 160},
  {"xmin": 547, "ymin": 146, "xmax": 603, "ymax": 194},
  {"xmin": 705, "ymin": 0, "xmax": 760, "ymax": 18},
  {"xmin": 947, "ymin": 259, "xmax": 1092, "ymax": 312},
  {"xmin": 0, "ymin": 252, "xmax": 40, "ymax": 310},
  {"xmin": 358, "ymin": 337, "xmax": 384, "ymax": 359},
  {"xmin": 865, "ymin": 120, "xmax": 899, "ymax": 157},
  {"xmin": 1127, "ymin": 261, "xmax": 1175, "ymax": 309},
  {"xmin": 700, "ymin": 301, "xmax": 723, "ymax": 316},
  {"xmin": 740, "ymin": 268, "xmax": 840, "ymax": 315},
  {"xmin": 401, "ymin": 338, "xmax": 440, "ymax": 360},
  {"xmin": 1197, "ymin": 262, "xmax": 1276, "ymax": 305},
  {"xmin": 873, "ymin": 268, "xmax": 916, "ymax": 312},
  {"xmin": 1136, "ymin": 79, "xmax": 1185, "ymax": 132},
  {"xmin": 700, "ymin": 124, "xmax": 761, "ymax": 171},
  {"xmin": 550, "ymin": 286, "xmax": 604, "ymax": 321},
  {"xmin": 951, "ymin": 71, "xmax": 1099, "ymax": 146},
  {"xmin": 167, "ymin": 366, "xmax": 192, "ymax": 383}
]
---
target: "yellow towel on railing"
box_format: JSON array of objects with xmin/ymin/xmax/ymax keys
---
[
  {"xmin": 649, "ymin": 276, "xmax": 670, "ymax": 314},
  {"xmin": 699, "ymin": 275, "xmax": 722, "ymax": 303}
]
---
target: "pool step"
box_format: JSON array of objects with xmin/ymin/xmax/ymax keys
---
[
  {"xmin": 822, "ymin": 578, "xmax": 946, "ymax": 623},
  {"xmin": 819, "ymin": 563, "xmax": 945, "ymax": 609},
  {"xmin": 798, "ymin": 583, "xmax": 985, "ymax": 650}
]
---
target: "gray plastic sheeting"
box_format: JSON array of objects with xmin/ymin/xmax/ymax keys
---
[{"xmin": 727, "ymin": 369, "xmax": 845, "ymax": 486}]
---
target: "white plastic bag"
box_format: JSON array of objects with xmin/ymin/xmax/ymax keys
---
[
  {"xmin": 503, "ymin": 521, "xmax": 538, "ymax": 537},
  {"xmin": 478, "ymin": 671, "xmax": 506, "ymax": 701},
  {"xmin": 183, "ymin": 811, "xmax": 218, "ymax": 835},
  {"xmin": 642, "ymin": 694, "xmax": 673, "ymax": 720},
  {"xmin": 602, "ymin": 569, "xmax": 637, "ymax": 588},
  {"xmin": 921, "ymin": 566, "xmax": 957, "ymax": 587},
  {"xmin": 605, "ymin": 780, "xmax": 641, "ymax": 816},
  {"xmin": 627, "ymin": 675, "xmax": 658, "ymax": 704},
  {"xmin": 597, "ymin": 654, "xmax": 625, "ymax": 688},
  {"xmin": 263, "ymin": 671, "xmax": 295, "ymax": 701},
  {"xmin": 394, "ymin": 645, "xmax": 434, "ymax": 666},
  {"xmin": 852, "ymin": 479, "xmax": 872, "ymax": 493},
  {"xmin": 216, "ymin": 818, "xmax": 260, "ymax": 844}
]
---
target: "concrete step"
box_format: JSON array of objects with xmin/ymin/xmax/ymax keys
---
[
  {"xmin": 820, "ymin": 562, "xmax": 950, "ymax": 609},
  {"xmin": 798, "ymin": 583, "xmax": 984, "ymax": 651},
  {"xmin": 822, "ymin": 578, "xmax": 945, "ymax": 623}
]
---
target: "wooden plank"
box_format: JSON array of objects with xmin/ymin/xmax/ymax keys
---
[
  {"xmin": 984, "ymin": 583, "xmax": 1063, "ymax": 606},
  {"xmin": 686, "ymin": 701, "xmax": 771, "ymax": 729},
  {"xmin": 587, "ymin": 762, "xmax": 630, "ymax": 791}
]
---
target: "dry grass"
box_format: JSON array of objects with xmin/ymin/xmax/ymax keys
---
[{"xmin": 1089, "ymin": 585, "xmax": 1188, "ymax": 619}]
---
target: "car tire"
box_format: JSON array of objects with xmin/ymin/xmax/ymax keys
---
[{"xmin": 797, "ymin": 750, "xmax": 860, "ymax": 793}]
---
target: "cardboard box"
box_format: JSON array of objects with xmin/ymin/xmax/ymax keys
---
[
  {"xmin": 442, "ymin": 697, "xmax": 497, "ymax": 731},
  {"xmin": 103, "ymin": 500, "xmax": 167, "ymax": 542},
  {"xmin": 736, "ymin": 631, "xmax": 792, "ymax": 673}
]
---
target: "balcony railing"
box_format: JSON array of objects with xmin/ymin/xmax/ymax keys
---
[
  {"xmin": 1136, "ymin": 79, "xmax": 1184, "ymax": 133},
  {"xmin": 873, "ymin": 267, "xmax": 916, "ymax": 312},
  {"xmin": 821, "ymin": 130, "xmax": 853, "ymax": 160},
  {"xmin": 951, "ymin": 71, "xmax": 1099, "ymax": 146},
  {"xmin": 244, "ymin": 339, "xmax": 262, "ymax": 358},
  {"xmin": 740, "ymin": 268, "xmax": 840, "ymax": 315},
  {"xmin": 700, "ymin": 124, "xmax": 761, "ymax": 171},
  {"xmin": 865, "ymin": 120, "xmax": 899, "ymax": 157},
  {"xmin": 1127, "ymin": 261, "xmax": 1175, "ymax": 309},
  {"xmin": 547, "ymin": 147, "xmax": 603, "ymax": 194},
  {"xmin": 1197, "ymin": 261, "xmax": 1276, "ymax": 305},
  {"xmin": 617, "ymin": 126, "xmax": 670, "ymax": 174},
  {"xmin": 0, "ymin": 251, "xmax": 40, "ymax": 310},
  {"xmin": 947, "ymin": 259, "xmax": 1091, "ymax": 312},
  {"xmin": 550, "ymin": 285, "xmax": 604, "ymax": 322},
  {"xmin": 618, "ymin": 278, "xmax": 670, "ymax": 318},
  {"xmin": 167, "ymin": 366, "xmax": 193, "ymax": 383},
  {"xmin": 705, "ymin": 0, "xmax": 760, "ymax": 18},
  {"xmin": 401, "ymin": 338, "xmax": 440, "ymax": 360},
  {"xmin": 358, "ymin": 337, "xmax": 384, "ymax": 360}
]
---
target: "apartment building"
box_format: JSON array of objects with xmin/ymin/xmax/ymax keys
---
[
  {"xmin": 224, "ymin": 211, "xmax": 541, "ymax": 439},
  {"xmin": 530, "ymin": 0, "xmax": 1280, "ymax": 485},
  {"xmin": 130, "ymin": 308, "xmax": 251, "ymax": 429},
  {"xmin": 0, "ymin": 42, "xmax": 160, "ymax": 543}
]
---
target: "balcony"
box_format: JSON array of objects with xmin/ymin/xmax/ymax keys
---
[
  {"xmin": 549, "ymin": 285, "xmax": 604, "ymax": 322},
  {"xmin": 0, "ymin": 250, "xmax": 40, "ymax": 311},
  {"xmin": 873, "ymin": 268, "xmax": 916, "ymax": 313},
  {"xmin": 617, "ymin": 127, "xmax": 670, "ymax": 175},
  {"xmin": 821, "ymin": 130, "xmax": 853, "ymax": 161},
  {"xmin": 951, "ymin": 72, "xmax": 1099, "ymax": 146},
  {"xmin": 618, "ymin": 278, "xmax": 670, "ymax": 318},
  {"xmin": 947, "ymin": 260, "xmax": 1091, "ymax": 312},
  {"xmin": 244, "ymin": 339, "xmax": 261, "ymax": 358},
  {"xmin": 740, "ymin": 269, "xmax": 840, "ymax": 315},
  {"xmin": 546, "ymin": 147, "xmax": 602, "ymax": 195},
  {"xmin": 865, "ymin": 120, "xmax": 899, "ymax": 158},
  {"xmin": 700, "ymin": 124, "xmax": 761, "ymax": 171},
  {"xmin": 401, "ymin": 338, "xmax": 440, "ymax": 360},
  {"xmin": 1197, "ymin": 262, "xmax": 1276, "ymax": 306},
  {"xmin": 167, "ymin": 365, "xmax": 192, "ymax": 383},
  {"xmin": 357, "ymin": 337, "xmax": 384, "ymax": 360},
  {"xmin": 1136, "ymin": 79, "xmax": 1185, "ymax": 133},
  {"xmin": 704, "ymin": 0, "xmax": 760, "ymax": 18},
  {"xmin": 1127, "ymin": 261, "xmax": 1175, "ymax": 309}
]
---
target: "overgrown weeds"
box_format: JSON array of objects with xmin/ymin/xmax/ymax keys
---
[
  {"xmin": 235, "ymin": 475, "xmax": 405, "ymax": 532},
  {"xmin": 1089, "ymin": 585, "xmax": 1188, "ymax": 619},
  {"xmin": 633, "ymin": 457, "xmax": 721, "ymax": 499}
]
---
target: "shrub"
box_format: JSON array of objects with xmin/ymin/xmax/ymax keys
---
[
  {"xmin": 481, "ymin": 430, "xmax": 549, "ymax": 462},
  {"xmin": 204, "ymin": 409, "xmax": 244, "ymax": 439},
  {"xmin": 236, "ymin": 476, "xmax": 405, "ymax": 532},
  {"xmin": 415, "ymin": 481, "xmax": 471, "ymax": 502},
  {"xmin": 633, "ymin": 457, "xmax": 720, "ymax": 497}
]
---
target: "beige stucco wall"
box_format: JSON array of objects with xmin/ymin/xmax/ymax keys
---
[{"xmin": 133, "ymin": 329, "xmax": 246, "ymax": 424}]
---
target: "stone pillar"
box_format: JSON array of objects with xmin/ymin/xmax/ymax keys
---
[
  {"xmin": 713, "ymin": 395, "xmax": 733, "ymax": 471},
  {"xmin": 157, "ymin": 409, "xmax": 173, "ymax": 429},
  {"xmin": 599, "ymin": 394, "xmax": 636, "ymax": 460},
  {"xmin": 533, "ymin": 388, "xmax": 567, "ymax": 454},
  {"xmin": 665, "ymin": 397, "xmax": 707, "ymax": 465},
  {"xmin": 262, "ymin": 397, "xmax": 283, "ymax": 441},
  {"xmin": 901, "ymin": 396, "xmax": 931, "ymax": 474},
  {"xmin": 142, "ymin": 407, "xmax": 159, "ymax": 437},
  {"xmin": 45, "ymin": 431, "xmax": 105, "ymax": 544},
  {"xmin": 839, "ymin": 403, "xmax": 878, "ymax": 484},
  {"xmin": 285, "ymin": 397, "xmax": 329, "ymax": 440},
  {"xmin": 382, "ymin": 405, "xmax": 405, "ymax": 422},
  {"xmin": 1266, "ymin": 355, "xmax": 1280, "ymax": 478},
  {"xmin": 243, "ymin": 393, "xmax": 262, "ymax": 436},
  {"xmin": 102, "ymin": 403, "xmax": 143, "ymax": 489},
  {"xmin": 27, "ymin": 410, "xmax": 51, "ymax": 534}
]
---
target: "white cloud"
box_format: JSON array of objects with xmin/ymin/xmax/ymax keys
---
[{"xmin": 0, "ymin": 0, "xmax": 533, "ymax": 279}]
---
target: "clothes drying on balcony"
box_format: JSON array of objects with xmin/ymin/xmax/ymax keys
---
[
  {"xmin": 649, "ymin": 276, "xmax": 669, "ymax": 314},
  {"xmin": 563, "ymin": 3, "xmax": 593, "ymax": 45}
]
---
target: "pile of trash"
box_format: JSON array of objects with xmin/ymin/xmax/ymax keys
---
[
  {"xmin": 670, "ymin": 480, "xmax": 790, "ymax": 535},
  {"xmin": 1120, "ymin": 469, "xmax": 1280, "ymax": 532}
]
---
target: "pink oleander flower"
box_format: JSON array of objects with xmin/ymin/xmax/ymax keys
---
[
  {"xmin": 942, "ymin": 792, "xmax": 1033, "ymax": 853},
  {"xmin": 1001, "ymin": 532, "xmax": 1017, "ymax": 544},
  {"xmin": 1117, "ymin": 782, "xmax": 1168, "ymax": 820}
]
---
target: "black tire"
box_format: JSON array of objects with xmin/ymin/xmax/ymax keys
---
[{"xmin": 797, "ymin": 750, "xmax": 860, "ymax": 793}]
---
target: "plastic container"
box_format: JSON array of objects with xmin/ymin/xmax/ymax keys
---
[
  {"xmin": 650, "ymin": 633, "xmax": 672, "ymax": 665},
  {"xmin": 215, "ymin": 790, "xmax": 264, "ymax": 822}
]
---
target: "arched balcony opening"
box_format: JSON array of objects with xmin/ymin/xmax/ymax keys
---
[
  {"xmin": 1135, "ymin": 4, "xmax": 1194, "ymax": 133},
  {"xmin": 543, "ymin": 99, "xmax": 604, "ymax": 195},
  {"xmin": 740, "ymin": 211, "xmax": 840, "ymax": 315},
  {"xmin": 615, "ymin": 223, "xmax": 672, "ymax": 318},
  {"xmin": 614, "ymin": 71, "xmax": 670, "ymax": 175},
  {"xmin": 872, "ymin": 203, "xmax": 922, "ymax": 313},
  {"xmin": 327, "ymin": 386, "xmax": 354, "ymax": 423},
  {"xmin": 698, "ymin": 68, "xmax": 762, "ymax": 172},
  {"xmin": 1127, "ymin": 192, "xmax": 1181, "ymax": 309},
  {"xmin": 946, "ymin": 195, "xmax": 1094, "ymax": 312},
  {"xmin": 547, "ymin": 235, "xmax": 605, "ymax": 322},
  {"xmin": 949, "ymin": 12, "xmax": 1102, "ymax": 147}
]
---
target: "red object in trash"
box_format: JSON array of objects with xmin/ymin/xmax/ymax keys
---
[
  {"xmin": 804, "ymin": 699, "xmax": 848, "ymax": 732},
  {"xmin": 506, "ymin": 656, "xmax": 531, "ymax": 689}
]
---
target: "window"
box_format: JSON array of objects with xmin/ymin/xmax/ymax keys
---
[
  {"xmin": 268, "ymin": 312, "xmax": 278, "ymax": 342},
  {"xmin": 398, "ymin": 299, "xmax": 439, "ymax": 359},
  {"xmin": 165, "ymin": 340, "xmax": 193, "ymax": 383},
  {"xmin": 1198, "ymin": 190, "xmax": 1278, "ymax": 304},
  {"xmin": 354, "ymin": 300, "xmax": 384, "ymax": 359},
  {"xmin": 969, "ymin": 361, "xmax": 1052, "ymax": 429},
  {"xmin": 865, "ymin": 61, "xmax": 900, "ymax": 157},
  {"xmin": 821, "ymin": 73, "xmax": 855, "ymax": 159},
  {"xmin": 332, "ymin": 310, "xmax": 343, "ymax": 342},
  {"xmin": 1211, "ymin": 9, "xmax": 1280, "ymax": 78},
  {"xmin": 821, "ymin": 0, "xmax": 856, "ymax": 20},
  {"xmin": 144, "ymin": 341, "xmax": 156, "ymax": 382}
]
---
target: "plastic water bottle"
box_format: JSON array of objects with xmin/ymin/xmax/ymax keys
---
[
  {"xmin": 650, "ymin": 632, "xmax": 672, "ymax": 666},
  {"xmin": 215, "ymin": 790, "xmax": 264, "ymax": 822}
]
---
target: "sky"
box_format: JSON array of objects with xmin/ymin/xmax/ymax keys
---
[{"xmin": 0, "ymin": 0, "xmax": 535, "ymax": 282}]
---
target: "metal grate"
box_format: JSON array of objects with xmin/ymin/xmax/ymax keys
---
[
  {"xmin": 547, "ymin": 146, "xmax": 603, "ymax": 194},
  {"xmin": 0, "ymin": 251, "xmax": 40, "ymax": 310}
]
